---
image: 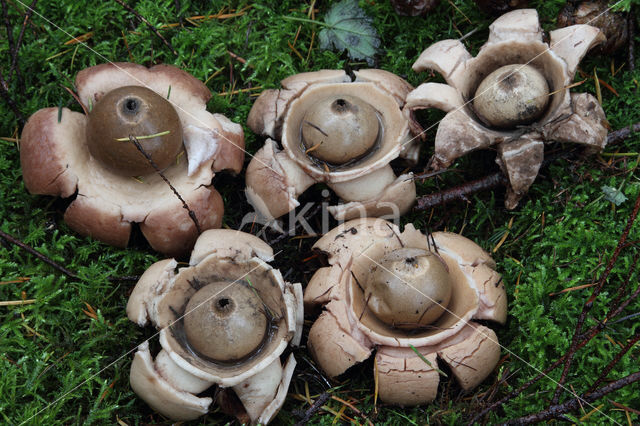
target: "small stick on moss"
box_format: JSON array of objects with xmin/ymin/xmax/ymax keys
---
[
  {"xmin": 294, "ymin": 391, "xmax": 331, "ymax": 426},
  {"xmin": 585, "ymin": 333, "xmax": 640, "ymax": 395},
  {"xmin": 606, "ymin": 122, "xmax": 640, "ymax": 145},
  {"xmin": 0, "ymin": 229, "xmax": 79, "ymax": 279},
  {"xmin": 0, "ymin": 299, "xmax": 36, "ymax": 306},
  {"xmin": 416, "ymin": 122, "xmax": 640, "ymax": 211},
  {"xmin": 628, "ymin": 6, "xmax": 635, "ymax": 71},
  {"xmin": 0, "ymin": 228, "xmax": 139, "ymax": 282},
  {"xmin": 602, "ymin": 253, "xmax": 638, "ymax": 317},
  {"xmin": 114, "ymin": 0, "xmax": 178, "ymax": 56},
  {"xmin": 550, "ymin": 190, "xmax": 640, "ymax": 405},
  {"xmin": 9, "ymin": 0, "xmax": 37, "ymax": 93},
  {"xmin": 128, "ymin": 135, "xmax": 202, "ymax": 234},
  {"xmin": 469, "ymin": 191, "xmax": 640, "ymax": 424},
  {"xmin": 1, "ymin": 0, "xmax": 16, "ymax": 62},
  {"xmin": 506, "ymin": 372, "xmax": 640, "ymax": 424},
  {"xmin": 0, "ymin": 69, "xmax": 25, "ymax": 124},
  {"xmin": 416, "ymin": 171, "xmax": 508, "ymax": 210}
]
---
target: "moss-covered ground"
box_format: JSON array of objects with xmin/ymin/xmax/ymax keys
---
[{"xmin": 0, "ymin": 0, "xmax": 638, "ymax": 424}]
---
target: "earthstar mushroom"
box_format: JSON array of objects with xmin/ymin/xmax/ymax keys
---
[
  {"xmin": 245, "ymin": 69, "xmax": 417, "ymax": 221},
  {"xmin": 20, "ymin": 63, "xmax": 245, "ymax": 256},
  {"xmin": 404, "ymin": 9, "xmax": 609, "ymax": 208},
  {"xmin": 304, "ymin": 218, "xmax": 507, "ymax": 405},
  {"xmin": 127, "ymin": 229, "xmax": 303, "ymax": 423}
]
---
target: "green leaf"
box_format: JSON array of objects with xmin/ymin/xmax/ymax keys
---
[
  {"xmin": 318, "ymin": 0, "xmax": 380, "ymax": 65},
  {"xmin": 408, "ymin": 344, "xmax": 448, "ymax": 377},
  {"xmin": 601, "ymin": 185, "xmax": 627, "ymax": 206}
]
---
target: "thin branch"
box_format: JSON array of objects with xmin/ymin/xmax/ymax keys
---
[
  {"xmin": 9, "ymin": 0, "xmax": 37, "ymax": 92},
  {"xmin": 468, "ymin": 192, "xmax": 640, "ymax": 424},
  {"xmin": 606, "ymin": 122, "xmax": 640, "ymax": 145},
  {"xmin": 268, "ymin": 202, "xmax": 322, "ymax": 245},
  {"xmin": 551, "ymin": 190, "xmax": 640, "ymax": 404},
  {"xmin": 416, "ymin": 121, "xmax": 640, "ymax": 211},
  {"xmin": 0, "ymin": 228, "xmax": 139, "ymax": 282},
  {"xmin": 416, "ymin": 171, "xmax": 507, "ymax": 210},
  {"xmin": 293, "ymin": 391, "xmax": 331, "ymax": 426},
  {"xmin": 114, "ymin": 0, "xmax": 178, "ymax": 56},
  {"xmin": 628, "ymin": 6, "xmax": 635, "ymax": 71},
  {"xmin": 506, "ymin": 372, "xmax": 640, "ymax": 424},
  {"xmin": 585, "ymin": 333, "xmax": 640, "ymax": 395},
  {"xmin": 602, "ymin": 253, "xmax": 639, "ymax": 319},
  {"xmin": 128, "ymin": 135, "xmax": 201, "ymax": 234},
  {"xmin": 0, "ymin": 229, "xmax": 78, "ymax": 279},
  {"xmin": 0, "ymin": 68, "xmax": 24, "ymax": 123},
  {"xmin": 1, "ymin": 0, "xmax": 15, "ymax": 59}
]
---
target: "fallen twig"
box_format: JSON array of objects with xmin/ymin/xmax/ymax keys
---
[
  {"xmin": 0, "ymin": 69, "xmax": 24, "ymax": 123},
  {"xmin": 129, "ymin": 135, "xmax": 201, "ymax": 234},
  {"xmin": 505, "ymin": 372, "xmax": 640, "ymax": 424},
  {"xmin": 551, "ymin": 189, "xmax": 640, "ymax": 404},
  {"xmin": 0, "ymin": 229, "xmax": 79, "ymax": 279},
  {"xmin": 0, "ymin": 299, "xmax": 36, "ymax": 306},
  {"xmin": 0, "ymin": 229, "xmax": 139, "ymax": 282},
  {"xmin": 416, "ymin": 171, "xmax": 507, "ymax": 210},
  {"xmin": 294, "ymin": 391, "xmax": 331, "ymax": 426},
  {"xmin": 416, "ymin": 122, "xmax": 640, "ymax": 211},
  {"xmin": 268, "ymin": 202, "xmax": 322, "ymax": 245},
  {"xmin": 628, "ymin": 6, "xmax": 635, "ymax": 71},
  {"xmin": 585, "ymin": 333, "xmax": 640, "ymax": 395},
  {"xmin": 1, "ymin": 0, "xmax": 15, "ymax": 60},
  {"xmin": 114, "ymin": 0, "xmax": 178, "ymax": 56},
  {"xmin": 10, "ymin": 0, "xmax": 37, "ymax": 93},
  {"xmin": 468, "ymin": 191, "xmax": 640, "ymax": 424},
  {"xmin": 606, "ymin": 122, "xmax": 640, "ymax": 145}
]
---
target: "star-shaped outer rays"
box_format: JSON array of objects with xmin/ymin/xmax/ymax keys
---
[{"xmin": 404, "ymin": 9, "xmax": 608, "ymax": 208}]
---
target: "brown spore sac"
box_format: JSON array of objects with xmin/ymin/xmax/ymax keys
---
[{"xmin": 86, "ymin": 85, "xmax": 183, "ymax": 176}]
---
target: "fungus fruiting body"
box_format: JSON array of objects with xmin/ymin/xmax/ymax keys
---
[
  {"xmin": 301, "ymin": 95, "xmax": 380, "ymax": 164},
  {"xmin": 365, "ymin": 248, "xmax": 453, "ymax": 327},
  {"xmin": 20, "ymin": 63, "xmax": 245, "ymax": 256},
  {"xmin": 304, "ymin": 218, "xmax": 507, "ymax": 405},
  {"xmin": 473, "ymin": 64, "xmax": 549, "ymax": 128},
  {"xmin": 404, "ymin": 9, "xmax": 608, "ymax": 208},
  {"xmin": 85, "ymin": 85, "xmax": 183, "ymax": 176},
  {"xmin": 245, "ymin": 69, "xmax": 417, "ymax": 221},
  {"xmin": 127, "ymin": 229, "xmax": 303, "ymax": 424}
]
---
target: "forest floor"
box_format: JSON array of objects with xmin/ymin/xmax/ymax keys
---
[{"xmin": 0, "ymin": 0, "xmax": 638, "ymax": 424}]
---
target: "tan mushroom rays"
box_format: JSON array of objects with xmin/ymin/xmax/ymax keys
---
[
  {"xmin": 127, "ymin": 230, "xmax": 303, "ymax": 424},
  {"xmin": 404, "ymin": 9, "xmax": 608, "ymax": 208},
  {"xmin": 20, "ymin": 63, "xmax": 245, "ymax": 256},
  {"xmin": 245, "ymin": 69, "xmax": 417, "ymax": 221},
  {"xmin": 304, "ymin": 218, "xmax": 507, "ymax": 405}
]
